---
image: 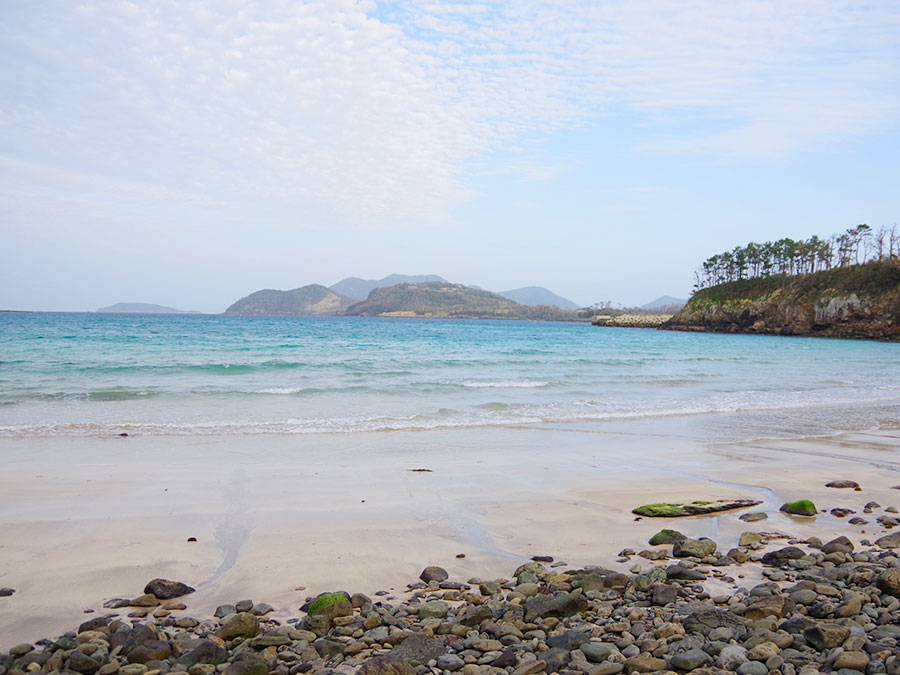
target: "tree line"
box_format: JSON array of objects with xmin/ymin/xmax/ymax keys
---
[{"xmin": 694, "ymin": 224, "xmax": 900, "ymax": 290}]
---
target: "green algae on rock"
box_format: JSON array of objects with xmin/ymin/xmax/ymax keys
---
[
  {"xmin": 780, "ymin": 499, "xmax": 818, "ymax": 516},
  {"xmin": 305, "ymin": 592, "xmax": 352, "ymax": 621},
  {"xmin": 648, "ymin": 529, "xmax": 686, "ymax": 545},
  {"xmin": 632, "ymin": 498, "xmax": 761, "ymax": 517}
]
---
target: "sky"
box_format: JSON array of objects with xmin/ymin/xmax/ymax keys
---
[{"xmin": 2, "ymin": 1, "xmax": 899, "ymax": 312}]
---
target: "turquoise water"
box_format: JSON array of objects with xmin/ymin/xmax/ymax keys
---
[{"xmin": 1, "ymin": 312, "xmax": 899, "ymax": 438}]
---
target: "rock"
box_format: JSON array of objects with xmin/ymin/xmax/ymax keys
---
[
  {"xmin": 651, "ymin": 585, "xmax": 678, "ymax": 605},
  {"xmin": 143, "ymin": 579, "xmax": 195, "ymax": 599},
  {"xmin": 358, "ymin": 657, "xmax": 417, "ymax": 675},
  {"xmin": 128, "ymin": 594, "xmax": 160, "ymax": 607},
  {"xmin": 834, "ymin": 652, "xmax": 869, "ymax": 671},
  {"xmin": 581, "ymin": 642, "xmax": 619, "ymax": 663},
  {"xmin": 821, "ymin": 536, "xmax": 854, "ymax": 554},
  {"xmin": 222, "ymin": 658, "xmax": 268, "ymax": 675},
  {"xmin": 682, "ymin": 609, "xmax": 743, "ymax": 636},
  {"xmin": 418, "ymin": 600, "xmax": 449, "ymax": 619},
  {"xmin": 547, "ymin": 630, "xmax": 589, "ymax": 651},
  {"xmin": 803, "ymin": 623, "xmax": 850, "ymax": 650},
  {"xmin": 670, "ymin": 649, "xmax": 710, "ymax": 670},
  {"xmin": 389, "ymin": 633, "xmax": 446, "ymax": 662},
  {"xmin": 512, "ymin": 662, "xmax": 548, "ymax": 675},
  {"xmin": 825, "ymin": 480, "xmax": 859, "ymax": 488},
  {"xmin": 875, "ymin": 532, "xmax": 900, "ymax": 549},
  {"xmin": 436, "ymin": 654, "xmax": 465, "ymax": 671},
  {"xmin": 666, "ymin": 564, "xmax": 706, "ymax": 581},
  {"xmin": 739, "ymin": 532, "xmax": 763, "ymax": 548},
  {"xmin": 68, "ymin": 652, "xmax": 101, "ymax": 674},
  {"xmin": 761, "ymin": 546, "xmax": 805, "ymax": 565},
  {"xmin": 831, "ymin": 507, "xmax": 855, "ymax": 517},
  {"xmin": 306, "ymin": 592, "xmax": 352, "ymax": 621},
  {"xmin": 717, "ymin": 645, "xmax": 749, "ymax": 670},
  {"xmin": 876, "ymin": 568, "xmax": 900, "ymax": 596},
  {"xmin": 524, "ymin": 592, "xmax": 588, "ymax": 622},
  {"xmin": 625, "ymin": 654, "xmax": 666, "ymax": 673},
  {"xmin": 0, "ymin": 587, "xmax": 15, "ymax": 597},
  {"xmin": 737, "ymin": 662, "xmax": 768, "ymax": 675},
  {"xmin": 177, "ymin": 642, "xmax": 229, "ymax": 667},
  {"xmin": 648, "ymin": 529, "xmax": 686, "ymax": 545},
  {"xmin": 747, "ymin": 642, "xmax": 779, "ymax": 661},
  {"xmin": 745, "ymin": 595, "xmax": 791, "ymax": 620},
  {"xmin": 78, "ymin": 615, "xmax": 115, "ymax": 633},
  {"xmin": 672, "ymin": 537, "xmax": 717, "ymax": 558},
  {"xmin": 740, "ymin": 512, "xmax": 768, "ymax": 522},
  {"xmin": 127, "ymin": 640, "xmax": 172, "ymax": 664},
  {"xmin": 419, "ymin": 566, "xmax": 449, "ymax": 583},
  {"xmin": 216, "ymin": 612, "xmax": 260, "ymax": 640},
  {"xmin": 780, "ymin": 500, "xmax": 817, "ymax": 516},
  {"xmin": 632, "ymin": 499, "xmax": 761, "ymax": 517}
]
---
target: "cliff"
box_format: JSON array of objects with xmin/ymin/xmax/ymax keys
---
[
  {"xmin": 345, "ymin": 282, "xmax": 577, "ymax": 320},
  {"xmin": 663, "ymin": 260, "xmax": 900, "ymax": 340},
  {"xmin": 225, "ymin": 285, "xmax": 355, "ymax": 315}
]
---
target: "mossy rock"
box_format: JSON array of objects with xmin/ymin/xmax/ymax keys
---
[
  {"xmin": 306, "ymin": 592, "xmax": 352, "ymax": 620},
  {"xmin": 780, "ymin": 500, "xmax": 817, "ymax": 516},
  {"xmin": 633, "ymin": 498, "xmax": 762, "ymax": 518},
  {"xmin": 648, "ymin": 529, "xmax": 686, "ymax": 545}
]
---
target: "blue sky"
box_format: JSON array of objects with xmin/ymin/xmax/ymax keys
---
[{"xmin": 2, "ymin": 0, "xmax": 899, "ymax": 312}]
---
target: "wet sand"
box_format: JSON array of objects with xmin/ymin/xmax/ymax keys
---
[{"xmin": 1, "ymin": 419, "xmax": 899, "ymax": 649}]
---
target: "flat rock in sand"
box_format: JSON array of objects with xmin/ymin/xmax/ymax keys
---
[{"xmin": 633, "ymin": 498, "xmax": 762, "ymax": 517}]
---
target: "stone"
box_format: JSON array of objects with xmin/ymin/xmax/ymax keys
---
[
  {"xmin": 358, "ymin": 657, "xmax": 417, "ymax": 675},
  {"xmin": 821, "ymin": 536, "xmax": 854, "ymax": 554},
  {"xmin": 761, "ymin": 546, "xmax": 805, "ymax": 565},
  {"xmin": 682, "ymin": 609, "xmax": 743, "ymax": 636},
  {"xmin": 68, "ymin": 652, "xmax": 101, "ymax": 674},
  {"xmin": 143, "ymin": 579, "xmax": 195, "ymax": 599},
  {"xmin": 389, "ymin": 633, "xmax": 446, "ymax": 662},
  {"xmin": 128, "ymin": 594, "xmax": 160, "ymax": 607},
  {"xmin": 581, "ymin": 642, "xmax": 619, "ymax": 663},
  {"xmin": 625, "ymin": 654, "xmax": 666, "ymax": 673},
  {"xmin": 547, "ymin": 630, "xmax": 589, "ymax": 651},
  {"xmin": 747, "ymin": 642, "xmax": 779, "ymax": 661},
  {"xmin": 648, "ymin": 529, "xmax": 686, "ymax": 545},
  {"xmin": 436, "ymin": 654, "xmax": 465, "ymax": 671},
  {"xmin": 745, "ymin": 595, "xmax": 790, "ymax": 621},
  {"xmin": 127, "ymin": 641, "xmax": 172, "ymax": 664},
  {"xmin": 0, "ymin": 588, "xmax": 16, "ymax": 596},
  {"xmin": 739, "ymin": 532, "xmax": 763, "ymax": 548},
  {"xmin": 419, "ymin": 566, "xmax": 449, "ymax": 583},
  {"xmin": 523, "ymin": 592, "xmax": 588, "ymax": 622},
  {"xmin": 737, "ymin": 662, "xmax": 768, "ymax": 675},
  {"xmin": 651, "ymin": 585, "xmax": 678, "ymax": 605},
  {"xmin": 875, "ymin": 532, "xmax": 900, "ymax": 549},
  {"xmin": 418, "ymin": 600, "xmax": 449, "ymax": 619},
  {"xmin": 740, "ymin": 512, "xmax": 768, "ymax": 522},
  {"xmin": 216, "ymin": 612, "xmax": 260, "ymax": 640},
  {"xmin": 222, "ymin": 658, "xmax": 268, "ymax": 675},
  {"xmin": 306, "ymin": 592, "xmax": 352, "ymax": 621},
  {"xmin": 825, "ymin": 480, "xmax": 859, "ymax": 488},
  {"xmin": 876, "ymin": 568, "xmax": 900, "ymax": 596},
  {"xmin": 780, "ymin": 500, "xmax": 817, "ymax": 516},
  {"xmin": 672, "ymin": 537, "xmax": 717, "ymax": 558},
  {"xmin": 834, "ymin": 652, "xmax": 869, "ymax": 671},
  {"xmin": 177, "ymin": 642, "xmax": 229, "ymax": 667},
  {"xmin": 803, "ymin": 623, "xmax": 850, "ymax": 650},
  {"xmin": 633, "ymin": 499, "xmax": 761, "ymax": 517},
  {"xmin": 717, "ymin": 645, "xmax": 748, "ymax": 670},
  {"xmin": 511, "ymin": 662, "xmax": 547, "ymax": 675},
  {"xmin": 670, "ymin": 649, "xmax": 710, "ymax": 670}
]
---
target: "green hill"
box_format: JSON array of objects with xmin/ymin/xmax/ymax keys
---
[
  {"xmin": 345, "ymin": 282, "xmax": 578, "ymax": 320},
  {"xmin": 225, "ymin": 284, "xmax": 355, "ymax": 315},
  {"xmin": 663, "ymin": 260, "xmax": 900, "ymax": 340}
]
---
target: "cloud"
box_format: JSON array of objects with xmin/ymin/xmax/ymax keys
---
[{"xmin": 1, "ymin": 0, "xmax": 898, "ymax": 229}]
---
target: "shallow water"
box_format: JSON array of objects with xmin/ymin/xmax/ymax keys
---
[{"xmin": 1, "ymin": 312, "xmax": 898, "ymax": 439}]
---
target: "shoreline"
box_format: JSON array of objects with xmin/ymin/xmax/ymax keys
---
[{"xmin": 2, "ymin": 421, "xmax": 900, "ymax": 650}]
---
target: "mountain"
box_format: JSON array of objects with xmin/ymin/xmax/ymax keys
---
[
  {"xmin": 97, "ymin": 303, "xmax": 199, "ymax": 314},
  {"xmin": 663, "ymin": 260, "xmax": 900, "ymax": 341},
  {"xmin": 225, "ymin": 284, "xmax": 355, "ymax": 315},
  {"xmin": 641, "ymin": 295, "xmax": 687, "ymax": 311},
  {"xmin": 330, "ymin": 274, "xmax": 448, "ymax": 300},
  {"xmin": 345, "ymin": 282, "xmax": 577, "ymax": 320},
  {"xmin": 498, "ymin": 286, "xmax": 579, "ymax": 309}
]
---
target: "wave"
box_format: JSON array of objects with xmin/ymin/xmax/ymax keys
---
[{"xmin": 460, "ymin": 379, "xmax": 551, "ymax": 389}]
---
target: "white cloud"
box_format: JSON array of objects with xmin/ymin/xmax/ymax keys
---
[{"xmin": 1, "ymin": 0, "xmax": 898, "ymax": 230}]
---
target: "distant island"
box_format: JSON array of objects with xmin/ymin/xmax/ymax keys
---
[
  {"xmin": 97, "ymin": 303, "xmax": 200, "ymax": 314},
  {"xmin": 663, "ymin": 226, "xmax": 900, "ymax": 340},
  {"xmin": 225, "ymin": 274, "xmax": 597, "ymax": 319}
]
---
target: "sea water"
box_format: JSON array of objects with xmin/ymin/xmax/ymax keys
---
[{"xmin": 1, "ymin": 312, "xmax": 899, "ymax": 440}]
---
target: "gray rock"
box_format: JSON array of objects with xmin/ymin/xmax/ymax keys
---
[
  {"xmin": 825, "ymin": 480, "xmax": 859, "ymax": 488},
  {"xmin": 761, "ymin": 546, "xmax": 805, "ymax": 565},
  {"xmin": 581, "ymin": 642, "xmax": 618, "ymax": 663},
  {"xmin": 669, "ymin": 649, "xmax": 710, "ymax": 670},
  {"xmin": 737, "ymin": 661, "xmax": 768, "ymax": 675},
  {"xmin": 143, "ymin": 578, "xmax": 195, "ymax": 599},
  {"xmin": 672, "ymin": 537, "xmax": 717, "ymax": 558},
  {"xmin": 436, "ymin": 654, "xmax": 464, "ymax": 671},
  {"xmin": 419, "ymin": 566, "xmax": 449, "ymax": 583},
  {"xmin": 648, "ymin": 529, "xmax": 686, "ymax": 546},
  {"xmin": 740, "ymin": 512, "xmax": 768, "ymax": 522},
  {"xmin": 875, "ymin": 532, "xmax": 900, "ymax": 549},
  {"xmin": 216, "ymin": 612, "xmax": 260, "ymax": 640},
  {"xmin": 718, "ymin": 645, "xmax": 749, "ymax": 670},
  {"xmin": 524, "ymin": 593, "xmax": 588, "ymax": 622}
]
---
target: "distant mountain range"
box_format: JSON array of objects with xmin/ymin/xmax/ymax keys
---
[
  {"xmin": 640, "ymin": 295, "xmax": 687, "ymax": 311},
  {"xmin": 225, "ymin": 285, "xmax": 354, "ymax": 315},
  {"xmin": 97, "ymin": 303, "xmax": 200, "ymax": 314},
  {"xmin": 330, "ymin": 274, "xmax": 447, "ymax": 300},
  {"xmin": 498, "ymin": 286, "xmax": 579, "ymax": 310}
]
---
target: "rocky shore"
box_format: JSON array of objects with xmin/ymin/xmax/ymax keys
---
[
  {"xmin": 591, "ymin": 314, "xmax": 673, "ymax": 328},
  {"xmin": 4, "ymin": 502, "xmax": 900, "ymax": 675}
]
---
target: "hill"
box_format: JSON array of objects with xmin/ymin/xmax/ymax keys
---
[
  {"xmin": 345, "ymin": 282, "xmax": 578, "ymax": 320},
  {"xmin": 330, "ymin": 274, "xmax": 448, "ymax": 300},
  {"xmin": 641, "ymin": 295, "xmax": 686, "ymax": 311},
  {"xmin": 498, "ymin": 286, "xmax": 579, "ymax": 309},
  {"xmin": 225, "ymin": 285, "xmax": 355, "ymax": 315},
  {"xmin": 97, "ymin": 303, "xmax": 198, "ymax": 314},
  {"xmin": 663, "ymin": 260, "xmax": 900, "ymax": 340}
]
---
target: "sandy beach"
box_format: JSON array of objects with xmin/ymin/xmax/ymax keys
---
[{"xmin": 2, "ymin": 417, "xmax": 899, "ymax": 650}]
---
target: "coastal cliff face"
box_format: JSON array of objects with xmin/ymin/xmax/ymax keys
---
[{"xmin": 663, "ymin": 260, "xmax": 900, "ymax": 340}]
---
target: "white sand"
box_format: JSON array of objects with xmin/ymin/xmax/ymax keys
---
[{"xmin": 1, "ymin": 420, "xmax": 899, "ymax": 649}]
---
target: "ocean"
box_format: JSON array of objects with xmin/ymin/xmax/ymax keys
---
[{"xmin": 1, "ymin": 312, "xmax": 899, "ymax": 440}]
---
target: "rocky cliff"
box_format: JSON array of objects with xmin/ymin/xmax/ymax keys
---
[{"xmin": 662, "ymin": 260, "xmax": 900, "ymax": 340}]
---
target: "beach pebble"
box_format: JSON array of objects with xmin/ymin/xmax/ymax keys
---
[
  {"xmin": 825, "ymin": 480, "xmax": 859, "ymax": 488},
  {"xmin": 418, "ymin": 566, "xmax": 448, "ymax": 583}
]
